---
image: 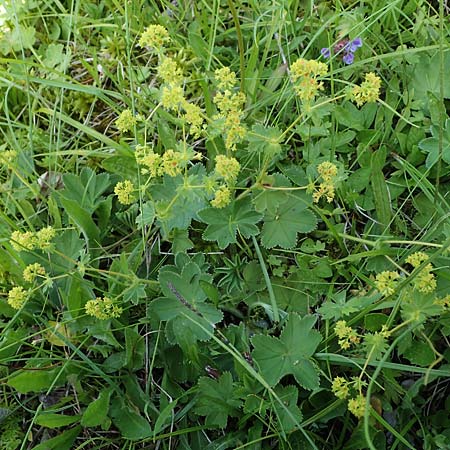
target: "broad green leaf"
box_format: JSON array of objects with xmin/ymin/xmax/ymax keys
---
[
  {"xmin": 248, "ymin": 125, "xmax": 284, "ymax": 157},
  {"xmin": 7, "ymin": 367, "xmax": 64, "ymax": 393},
  {"xmin": 110, "ymin": 397, "xmax": 152, "ymax": 440},
  {"xmin": 35, "ymin": 413, "xmax": 81, "ymax": 428},
  {"xmin": 136, "ymin": 202, "xmax": 155, "ymax": 228},
  {"xmin": 153, "ymin": 400, "xmax": 178, "ymax": 437},
  {"xmin": 31, "ymin": 426, "xmax": 81, "ymax": 450},
  {"xmin": 81, "ymin": 388, "xmax": 113, "ymax": 427},
  {"xmin": 370, "ymin": 148, "xmax": 391, "ymax": 228},
  {"xmin": 252, "ymin": 314, "xmax": 321, "ymax": 388},
  {"xmin": 318, "ymin": 291, "xmax": 373, "ymax": 320},
  {"xmin": 198, "ymin": 198, "xmax": 262, "ymax": 249},
  {"xmin": 60, "ymin": 196, "xmax": 100, "ymax": 246},
  {"xmin": 418, "ymin": 119, "xmax": 450, "ymax": 168},
  {"xmin": 194, "ymin": 373, "xmax": 242, "ymax": 428},
  {"xmin": 261, "ymin": 196, "xmax": 317, "ymax": 249},
  {"xmin": 252, "ymin": 173, "xmax": 291, "ymax": 214},
  {"xmin": 272, "ymin": 385, "xmax": 302, "ymax": 433}
]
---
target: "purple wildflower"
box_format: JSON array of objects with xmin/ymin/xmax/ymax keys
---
[
  {"xmin": 342, "ymin": 52, "xmax": 354, "ymax": 65},
  {"xmin": 321, "ymin": 47, "xmax": 331, "ymax": 58},
  {"xmin": 348, "ymin": 37, "xmax": 363, "ymax": 53}
]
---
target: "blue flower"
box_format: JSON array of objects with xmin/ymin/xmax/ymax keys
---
[
  {"xmin": 342, "ymin": 52, "xmax": 354, "ymax": 65},
  {"xmin": 321, "ymin": 47, "xmax": 331, "ymax": 58},
  {"xmin": 348, "ymin": 37, "xmax": 363, "ymax": 53}
]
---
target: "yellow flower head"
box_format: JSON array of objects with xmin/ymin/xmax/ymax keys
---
[
  {"xmin": 136, "ymin": 146, "xmax": 162, "ymax": 178},
  {"xmin": 331, "ymin": 377, "xmax": 349, "ymax": 400},
  {"xmin": 211, "ymin": 185, "xmax": 231, "ymax": 208},
  {"xmin": 374, "ymin": 271, "xmax": 400, "ymax": 297},
  {"xmin": 161, "ymin": 149, "xmax": 183, "ymax": 177},
  {"xmin": 351, "ymin": 72, "xmax": 381, "ymax": 106},
  {"xmin": 215, "ymin": 67, "xmax": 237, "ymax": 91},
  {"xmin": 183, "ymin": 103, "xmax": 204, "ymax": 137},
  {"xmin": 161, "ymin": 85, "xmax": 185, "ymax": 111},
  {"xmin": 347, "ymin": 394, "xmax": 366, "ymax": 419},
  {"xmin": 8, "ymin": 286, "xmax": 28, "ymax": 310},
  {"xmin": 10, "ymin": 230, "xmax": 37, "ymax": 252},
  {"xmin": 116, "ymin": 109, "xmax": 137, "ymax": 133},
  {"xmin": 23, "ymin": 263, "xmax": 46, "ymax": 283},
  {"xmin": 85, "ymin": 296, "xmax": 122, "ymax": 320},
  {"xmin": 114, "ymin": 180, "xmax": 136, "ymax": 205},
  {"xmin": 138, "ymin": 24, "xmax": 170, "ymax": 49},
  {"xmin": 157, "ymin": 57, "xmax": 183, "ymax": 86},
  {"xmin": 215, "ymin": 155, "xmax": 240, "ymax": 184},
  {"xmin": 406, "ymin": 252, "xmax": 429, "ymax": 268},
  {"xmin": 35, "ymin": 226, "xmax": 56, "ymax": 251}
]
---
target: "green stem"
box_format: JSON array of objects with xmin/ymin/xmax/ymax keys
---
[
  {"xmin": 227, "ymin": 0, "xmax": 245, "ymax": 92},
  {"xmin": 252, "ymin": 236, "xmax": 280, "ymax": 323}
]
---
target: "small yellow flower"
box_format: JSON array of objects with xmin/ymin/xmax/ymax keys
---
[
  {"xmin": 374, "ymin": 271, "xmax": 400, "ymax": 297},
  {"xmin": 347, "ymin": 394, "xmax": 367, "ymax": 419},
  {"xmin": 10, "ymin": 230, "xmax": 37, "ymax": 252},
  {"xmin": 157, "ymin": 57, "xmax": 183, "ymax": 86},
  {"xmin": 290, "ymin": 58, "xmax": 328, "ymax": 80},
  {"xmin": 351, "ymin": 72, "xmax": 381, "ymax": 106},
  {"xmin": 413, "ymin": 266, "xmax": 437, "ymax": 293},
  {"xmin": 215, "ymin": 155, "xmax": 241, "ymax": 184},
  {"xmin": 161, "ymin": 149, "xmax": 183, "ymax": 177},
  {"xmin": 211, "ymin": 185, "xmax": 231, "ymax": 208},
  {"xmin": 138, "ymin": 24, "xmax": 170, "ymax": 49},
  {"xmin": 23, "ymin": 263, "xmax": 46, "ymax": 283},
  {"xmin": 85, "ymin": 296, "xmax": 122, "ymax": 320},
  {"xmin": 161, "ymin": 85, "xmax": 185, "ymax": 111},
  {"xmin": 317, "ymin": 161, "xmax": 338, "ymax": 182},
  {"xmin": 7, "ymin": 286, "xmax": 28, "ymax": 310},
  {"xmin": 35, "ymin": 226, "xmax": 56, "ymax": 251},
  {"xmin": 215, "ymin": 67, "xmax": 237, "ymax": 90},
  {"xmin": 114, "ymin": 180, "xmax": 136, "ymax": 205},
  {"xmin": 116, "ymin": 109, "xmax": 137, "ymax": 133},
  {"xmin": 406, "ymin": 252, "xmax": 429, "ymax": 268},
  {"xmin": 331, "ymin": 377, "xmax": 349, "ymax": 400},
  {"xmin": 183, "ymin": 102, "xmax": 204, "ymax": 137}
]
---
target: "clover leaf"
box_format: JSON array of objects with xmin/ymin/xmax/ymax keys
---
[{"xmin": 252, "ymin": 314, "xmax": 321, "ymax": 389}]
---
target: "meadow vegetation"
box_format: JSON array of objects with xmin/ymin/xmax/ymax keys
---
[{"xmin": 1, "ymin": 0, "xmax": 450, "ymax": 448}]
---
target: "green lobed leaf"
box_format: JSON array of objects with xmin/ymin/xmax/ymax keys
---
[
  {"xmin": 198, "ymin": 198, "xmax": 262, "ymax": 249},
  {"xmin": 194, "ymin": 372, "xmax": 242, "ymax": 428},
  {"xmin": 261, "ymin": 195, "xmax": 317, "ymax": 249},
  {"xmin": 252, "ymin": 314, "xmax": 321, "ymax": 389}
]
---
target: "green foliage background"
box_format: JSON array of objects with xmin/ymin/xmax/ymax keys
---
[{"xmin": 1, "ymin": 0, "xmax": 450, "ymax": 449}]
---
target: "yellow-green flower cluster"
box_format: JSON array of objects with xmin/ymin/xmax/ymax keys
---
[
  {"xmin": 183, "ymin": 103, "xmax": 204, "ymax": 137},
  {"xmin": 290, "ymin": 58, "xmax": 328, "ymax": 103},
  {"xmin": 312, "ymin": 161, "xmax": 338, "ymax": 203},
  {"xmin": 157, "ymin": 57, "xmax": 183, "ymax": 86},
  {"xmin": 331, "ymin": 377, "xmax": 368, "ymax": 418},
  {"xmin": 213, "ymin": 68, "xmax": 246, "ymax": 151},
  {"xmin": 116, "ymin": 109, "xmax": 137, "ymax": 133},
  {"xmin": 10, "ymin": 226, "xmax": 56, "ymax": 252},
  {"xmin": 214, "ymin": 155, "xmax": 240, "ymax": 184},
  {"xmin": 334, "ymin": 320, "xmax": 360, "ymax": 350},
  {"xmin": 210, "ymin": 185, "xmax": 231, "ymax": 208},
  {"xmin": 374, "ymin": 270, "xmax": 400, "ymax": 297},
  {"xmin": 85, "ymin": 296, "xmax": 122, "ymax": 320},
  {"xmin": 23, "ymin": 263, "xmax": 46, "ymax": 283},
  {"xmin": 351, "ymin": 72, "xmax": 381, "ymax": 106},
  {"xmin": 7, "ymin": 286, "xmax": 28, "ymax": 309},
  {"xmin": 215, "ymin": 67, "xmax": 237, "ymax": 90},
  {"xmin": 138, "ymin": 24, "xmax": 170, "ymax": 49},
  {"xmin": 331, "ymin": 376, "xmax": 349, "ymax": 400},
  {"xmin": 161, "ymin": 85, "xmax": 185, "ymax": 111},
  {"xmin": 161, "ymin": 149, "xmax": 184, "ymax": 177},
  {"xmin": 347, "ymin": 394, "xmax": 366, "ymax": 419},
  {"xmin": 114, "ymin": 180, "xmax": 136, "ymax": 205},
  {"xmin": 0, "ymin": 149, "xmax": 17, "ymax": 168},
  {"xmin": 406, "ymin": 252, "xmax": 436, "ymax": 293}
]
